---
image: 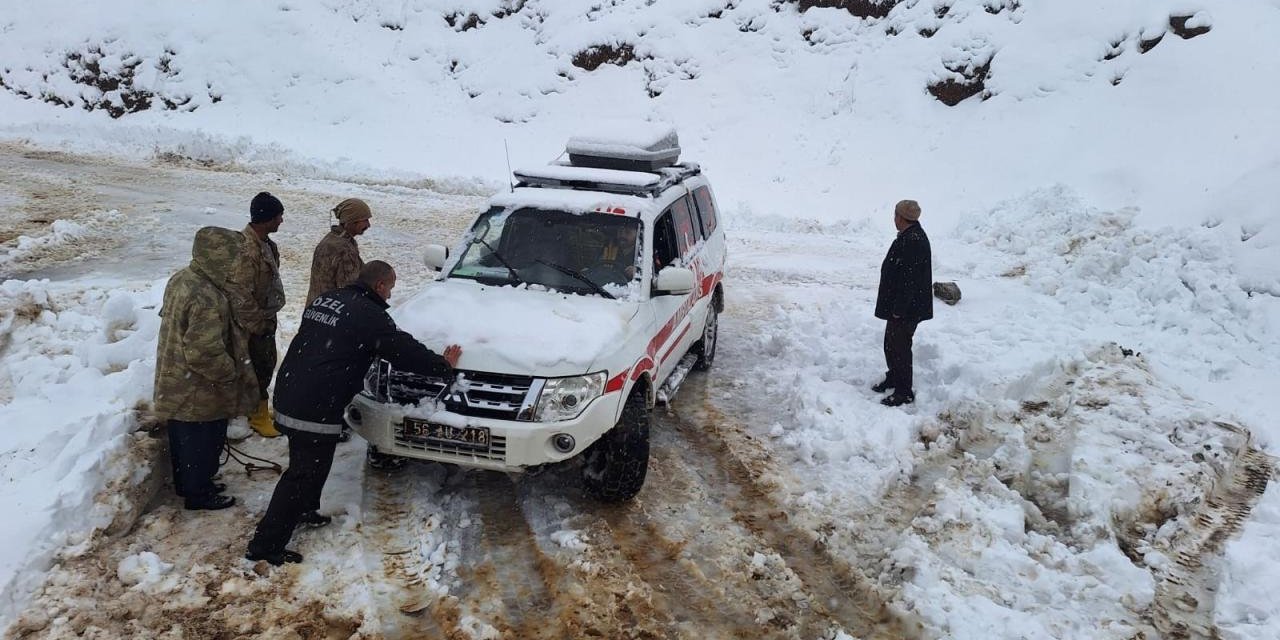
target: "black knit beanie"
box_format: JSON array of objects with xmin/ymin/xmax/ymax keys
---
[{"xmin": 250, "ymin": 192, "xmax": 284, "ymax": 223}]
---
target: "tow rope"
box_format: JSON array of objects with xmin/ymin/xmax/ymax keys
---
[{"xmin": 221, "ymin": 441, "xmax": 284, "ymax": 477}]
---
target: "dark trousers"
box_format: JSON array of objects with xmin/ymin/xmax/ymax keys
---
[
  {"xmin": 883, "ymin": 319, "xmax": 919, "ymax": 392},
  {"xmin": 248, "ymin": 427, "xmax": 337, "ymax": 555},
  {"xmin": 248, "ymin": 333, "xmax": 277, "ymax": 400},
  {"xmin": 168, "ymin": 419, "xmax": 228, "ymax": 499}
]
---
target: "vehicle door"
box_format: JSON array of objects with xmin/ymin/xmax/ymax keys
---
[{"xmin": 648, "ymin": 196, "xmax": 704, "ymax": 386}]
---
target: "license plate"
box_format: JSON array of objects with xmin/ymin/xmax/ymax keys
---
[{"xmin": 402, "ymin": 418, "xmax": 490, "ymax": 447}]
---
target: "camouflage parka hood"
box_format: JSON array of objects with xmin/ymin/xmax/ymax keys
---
[
  {"xmin": 188, "ymin": 226, "xmax": 243, "ymax": 285},
  {"xmin": 153, "ymin": 227, "xmax": 260, "ymax": 422}
]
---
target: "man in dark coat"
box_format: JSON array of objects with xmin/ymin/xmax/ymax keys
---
[
  {"xmin": 246, "ymin": 261, "xmax": 462, "ymax": 565},
  {"xmin": 873, "ymin": 199, "xmax": 933, "ymax": 406}
]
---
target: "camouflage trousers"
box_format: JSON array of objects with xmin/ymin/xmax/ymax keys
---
[{"xmin": 248, "ymin": 333, "xmax": 277, "ymax": 400}]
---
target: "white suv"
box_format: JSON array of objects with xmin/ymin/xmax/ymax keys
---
[{"xmin": 345, "ymin": 125, "xmax": 726, "ymax": 501}]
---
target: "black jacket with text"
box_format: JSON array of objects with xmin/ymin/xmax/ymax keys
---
[
  {"xmin": 273, "ymin": 283, "xmax": 452, "ymax": 438},
  {"xmin": 875, "ymin": 222, "xmax": 934, "ymax": 323}
]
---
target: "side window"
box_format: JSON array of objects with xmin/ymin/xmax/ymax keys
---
[
  {"xmin": 683, "ymin": 194, "xmax": 706, "ymax": 242},
  {"xmin": 670, "ymin": 197, "xmax": 697, "ymax": 257},
  {"xmin": 692, "ymin": 186, "xmax": 718, "ymax": 236},
  {"xmin": 653, "ymin": 211, "xmax": 679, "ymax": 271}
]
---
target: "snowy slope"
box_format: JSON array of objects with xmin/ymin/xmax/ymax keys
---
[{"xmin": 1, "ymin": 0, "xmax": 1277, "ymax": 233}]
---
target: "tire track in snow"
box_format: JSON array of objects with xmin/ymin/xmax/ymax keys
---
[
  {"xmin": 514, "ymin": 470, "xmax": 692, "ymax": 639},
  {"xmin": 1141, "ymin": 424, "xmax": 1275, "ymax": 640},
  {"xmin": 453, "ymin": 473, "xmax": 562, "ymax": 639},
  {"xmin": 657, "ymin": 382, "xmax": 914, "ymax": 640},
  {"xmin": 358, "ymin": 466, "xmax": 455, "ymax": 638}
]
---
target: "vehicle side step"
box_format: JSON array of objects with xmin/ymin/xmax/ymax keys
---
[{"xmin": 656, "ymin": 353, "xmax": 699, "ymax": 405}]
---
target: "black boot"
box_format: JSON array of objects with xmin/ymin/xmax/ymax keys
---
[
  {"xmin": 245, "ymin": 548, "xmax": 304, "ymax": 566},
  {"xmin": 881, "ymin": 390, "xmax": 915, "ymax": 407},
  {"xmin": 297, "ymin": 511, "xmax": 332, "ymax": 528},
  {"xmin": 184, "ymin": 494, "xmax": 236, "ymax": 511},
  {"xmin": 871, "ymin": 378, "xmax": 895, "ymax": 393}
]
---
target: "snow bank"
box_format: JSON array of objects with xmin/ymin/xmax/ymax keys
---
[{"xmin": 0, "ymin": 279, "xmax": 162, "ymax": 625}]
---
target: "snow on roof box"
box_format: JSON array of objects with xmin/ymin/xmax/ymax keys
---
[{"xmin": 566, "ymin": 122, "xmax": 680, "ymax": 171}]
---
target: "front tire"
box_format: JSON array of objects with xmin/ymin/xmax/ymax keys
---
[
  {"xmin": 582, "ymin": 390, "xmax": 650, "ymax": 502},
  {"xmin": 367, "ymin": 444, "xmax": 405, "ymax": 471}
]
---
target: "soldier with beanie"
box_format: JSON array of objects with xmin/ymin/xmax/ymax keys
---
[
  {"xmin": 228, "ymin": 192, "xmax": 287, "ymax": 437},
  {"xmin": 306, "ymin": 198, "xmax": 371, "ymax": 306},
  {"xmin": 872, "ymin": 199, "xmax": 933, "ymax": 406}
]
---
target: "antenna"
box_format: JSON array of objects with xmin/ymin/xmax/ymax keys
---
[{"xmin": 503, "ymin": 139, "xmax": 514, "ymax": 193}]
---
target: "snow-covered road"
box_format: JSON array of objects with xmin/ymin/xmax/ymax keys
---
[{"xmin": 1, "ymin": 146, "xmax": 1276, "ymax": 639}]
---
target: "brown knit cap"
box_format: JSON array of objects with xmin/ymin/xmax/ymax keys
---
[
  {"xmin": 895, "ymin": 199, "xmax": 921, "ymax": 221},
  {"xmin": 334, "ymin": 198, "xmax": 372, "ymax": 225}
]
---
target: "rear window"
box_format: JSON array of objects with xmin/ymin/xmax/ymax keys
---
[{"xmin": 692, "ymin": 186, "xmax": 718, "ymax": 236}]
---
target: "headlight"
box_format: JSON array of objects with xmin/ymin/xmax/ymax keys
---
[{"xmin": 533, "ymin": 372, "xmax": 606, "ymax": 422}]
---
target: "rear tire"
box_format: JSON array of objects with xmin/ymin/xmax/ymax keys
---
[
  {"xmin": 693, "ymin": 304, "xmax": 719, "ymax": 371},
  {"xmin": 582, "ymin": 390, "xmax": 650, "ymax": 502}
]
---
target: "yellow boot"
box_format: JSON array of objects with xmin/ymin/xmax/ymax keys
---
[{"xmin": 249, "ymin": 400, "xmax": 280, "ymax": 437}]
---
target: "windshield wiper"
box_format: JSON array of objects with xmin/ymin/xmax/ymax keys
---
[
  {"xmin": 472, "ymin": 237, "xmax": 523, "ymax": 285},
  {"xmin": 534, "ymin": 259, "xmax": 616, "ymax": 299}
]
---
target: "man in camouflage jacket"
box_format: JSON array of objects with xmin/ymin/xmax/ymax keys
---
[
  {"xmin": 154, "ymin": 226, "xmax": 259, "ymax": 510},
  {"xmin": 228, "ymin": 192, "xmax": 288, "ymax": 437},
  {"xmin": 305, "ymin": 198, "xmax": 371, "ymax": 306}
]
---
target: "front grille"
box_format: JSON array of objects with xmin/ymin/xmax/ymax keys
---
[
  {"xmin": 385, "ymin": 365, "xmax": 536, "ymax": 421},
  {"xmin": 387, "ymin": 369, "xmax": 449, "ymax": 404},
  {"xmin": 393, "ymin": 424, "xmax": 508, "ymax": 462}
]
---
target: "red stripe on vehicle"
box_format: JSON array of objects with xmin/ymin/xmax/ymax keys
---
[
  {"xmin": 606, "ymin": 369, "xmax": 629, "ymax": 393},
  {"xmin": 659, "ymin": 324, "xmax": 692, "ymax": 365},
  {"xmin": 700, "ymin": 272, "xmax": 721, "ymax": 297},
  {"xmin": 631, "ymin": 358, "xmax": 653, "ymax": 380}
]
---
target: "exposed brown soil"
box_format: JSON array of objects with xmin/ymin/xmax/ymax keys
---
[
  {"xmin": 928, "ymin": 56, "xmax": 994, "ymax": 106},
  {"xmin": 572, "ymin": 44, "xmax": 640, "ymax": 72},
  {"xmin": 790, "ymin": 0, "xmax": 903, "ymax": 20}
]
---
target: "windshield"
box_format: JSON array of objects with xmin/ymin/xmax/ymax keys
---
[{"xmin": 448, "ymin": 207, "xmax": 643, "ymax": 299}]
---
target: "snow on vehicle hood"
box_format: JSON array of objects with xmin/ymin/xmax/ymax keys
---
[{"xmin": 392, "ymin": 279, "xmax": 640, "ymax": 377}]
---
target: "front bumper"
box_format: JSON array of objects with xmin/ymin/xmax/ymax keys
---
[{"xmin": 345, "ymin": 391, "xmax": 623, "ymax": 471}]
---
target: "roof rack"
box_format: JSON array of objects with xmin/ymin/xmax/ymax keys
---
[{"xmin": 513, "ymin": 162, "xmax": 701, "ymax": 198}]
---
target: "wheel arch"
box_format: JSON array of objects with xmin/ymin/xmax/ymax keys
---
[{"xmin": 626, "ymin": 373, "xmax": 655, "ymax": 411}]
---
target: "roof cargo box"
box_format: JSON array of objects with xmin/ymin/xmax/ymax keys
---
[{"xmin": 566, "ymin": 123, "xmax": 680, "ymax": 172}]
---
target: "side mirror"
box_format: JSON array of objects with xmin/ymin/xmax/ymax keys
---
[
  {"xmin": 653, "ymin": 266, "xmax": 695, "ymax": 296},
  {"xmin": 423, "ymin": 245, "xmax": 449, "ymax": 271}
]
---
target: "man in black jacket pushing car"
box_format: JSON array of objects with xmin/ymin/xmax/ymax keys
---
[
  {"xmin": 873, "ymin": 200, "xmax": 933, "ymax": 407},
  {"xmin": 246, "ymin": 260, "xmax": 462, "ymax": 565}
]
